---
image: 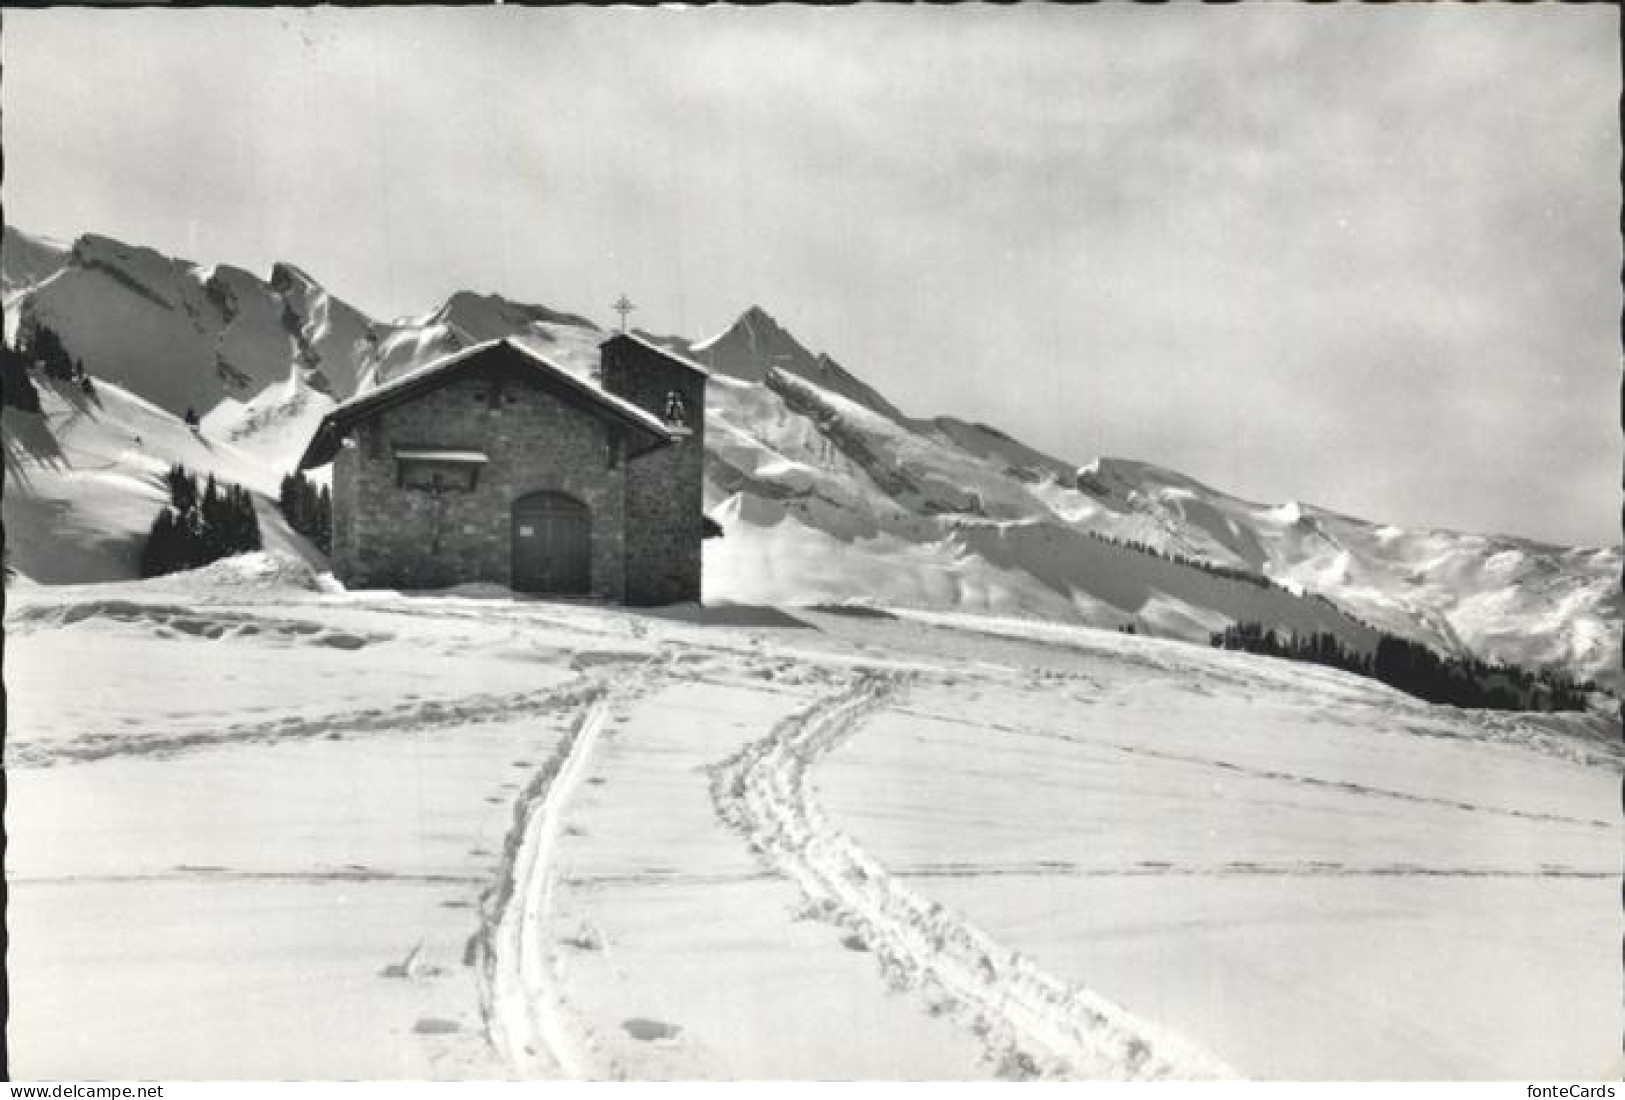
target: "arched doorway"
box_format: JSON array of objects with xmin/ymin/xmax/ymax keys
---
[{"xmin": 511, "ymin": 491, "xmax": 590, "ymax": 595}]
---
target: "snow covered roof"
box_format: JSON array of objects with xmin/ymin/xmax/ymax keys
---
[
  {"xmin": 298, "ymin": 338, "xmax": 675, "ymax": 469},
  {"xmin": 602, "ymin": 331, "xmax": 712, "ymax": 378}
]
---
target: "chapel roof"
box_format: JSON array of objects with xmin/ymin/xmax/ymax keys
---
[
  {"xmin": 601, "ymin": 331, "xmax": 713, "ymax": 378},
  {"xmin": 298, "ymin": 338, "xmax": 675, "ymax": 469}
]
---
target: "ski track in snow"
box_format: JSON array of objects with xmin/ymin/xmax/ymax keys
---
[
  {"xmin": 560, "ymin": 861, "xmax": 1610, "ymax": 890},
  {"xmin": 710, "ymin": 673, "xmax": 1236, "ymax": 1081},
  {"xmin": 7, "ymin": 599, "xmax": 366, "ymax": 641},
  {"xmin": 890, "ymin": 860, "xmax": 1612, "ymax": 880},
  {"xmin": 8, "ymin": 680, "xmax": 608, "ymax": 769},
  {"xmin": 1097, "ymin": 739, "xmax": 1614, "ymax": 829},
  {"xmin": 13, "ymin": 868, "xmax": 486, "ymax": 888},
  {"xmin": 479, "ymin": 697, "xmax": 609, "ymax": 1079},
  {"xmin": 894, "ymin": 704, "xmax": 1619, "ymax": 826}
]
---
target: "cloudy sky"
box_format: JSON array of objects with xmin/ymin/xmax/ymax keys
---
[{"xmin": 5, "ymin": 5, "xmax": 1619, "ymax": 545}]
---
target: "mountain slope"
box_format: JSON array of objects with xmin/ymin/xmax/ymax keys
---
[
  {"xmin": 271, "ymin": 262, "xmax": 378, "ymax": 399},
  {"xmin": 3, "ymin": 375, "xmax": 314, "ymax": 583},
  {"xmin": 368, "ymin": 290, "xmax": 601, "ymax": 386},
  {"xmin": 693, "ymin": 305, "xmax": 906, "ymax": 422},
  {"xmin": 702, "ymin": 362, "xmax": 1382, "ymax": 659},
  {"xmin": 15, "ymin": 234, "xmax": 373, "ymax": 423},
  {"xmin": 2, "ymin": 226, "xmax": 71, "ymax": 304},
  {"xmin": 1070, "ymin": 457, "xmax": 1622, "ymax": 687}
]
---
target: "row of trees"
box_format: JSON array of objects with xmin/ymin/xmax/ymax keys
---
[
  {"xmin": 1210, "ymin": 622, "xmax": 1598, "ymax": 713},
  {"xmin": 1083, "ymin": 529, "xmax": 1284, "ymax": 593},
  {"xmin": 17, "ymin": 323, "xmax": 78, "ymax": 381},
  {"xmin": 10, "ymin": 325, "xmax": 96, "ymax": 397},
  {"xmin": 279, "ymin": 470, "xmax": 332, "ymax": 555},
  {"xmin": 15, "ymin": 322, "xmax": 93, "ymax": 386},
  {"xmin": 139, "ymin": 464, "xmax": 263, "ymax": 578}
]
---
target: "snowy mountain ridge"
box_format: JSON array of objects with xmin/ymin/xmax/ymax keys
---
[
  {"xmin": 2, "ymin": 226, "xmax": 70, "ymax": 308},
  {"xmin": 693, "ymin": 304, "xmax": 906, "ymax": 422},
  {"xmin": 4, "ymin": 226, "xmax": 1617, "ymax": 690}
]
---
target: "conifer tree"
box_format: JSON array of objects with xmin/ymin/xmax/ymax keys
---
[
  {"xmin": 22, "ymin": 324, "xmax": 75, "ymax": 382},
  {"xmin": 277, "ymin": 469, "xmax": 331, "ymax": 554},
  {"xmin": 140, "ymin": 508, "xmax": 179, "ymax": 577},
  {"xmin": 199, "ymin": 475, "xmax": 224, "ymax": 558},
  {"xmin": 142, "ymin": 465, "xmax": 264, "ymax": 577},
  {"xmin": 279, "ymin": 474, "xmax": 299, "ymax": 531},
  {"xmin": 315, "ymin": 484, "xmax": 332, "ymax": 554},
  {"xmin": 0, "ymin": 342, "xmax": 42, "ymax": 412}
]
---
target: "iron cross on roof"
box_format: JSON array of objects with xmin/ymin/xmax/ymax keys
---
[{"xmin": 612, "ymin": 294, "xmax": 636, "ymax": 333}]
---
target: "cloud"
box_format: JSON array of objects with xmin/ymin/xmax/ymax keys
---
[{"xmin": 4, "ymin": 4, "xmax": 1618, "ymax": 543}]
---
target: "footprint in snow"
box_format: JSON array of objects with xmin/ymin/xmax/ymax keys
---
[
  {"xmin": 412, "ymin": 1018, "xmax": 461, "ymax": 1035},
  {"xmin": 562, "ymin": 926, "xmax": 603, "ymax": 951}
]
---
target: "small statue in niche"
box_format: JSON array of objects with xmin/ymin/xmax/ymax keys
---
[{"xmin": 663, "ymin": 390, "xmax": 688, "ymax": 426}]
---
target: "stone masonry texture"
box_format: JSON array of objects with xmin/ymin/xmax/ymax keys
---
[
  {"xmin": 331, "ymin": 360, "xmax": 628, "ymax": 599},
  {"xmin": 600, "ymin": 336, "xmax": 707, "ymax": 605}
]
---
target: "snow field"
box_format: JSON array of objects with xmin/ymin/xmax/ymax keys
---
[
  {"xmin": 712, "ymin": 673, "xmax": 1235, "ymax": 1081},
  {"xmin": 5, "ymin": 585, "xmax": 684, "ymax": 1079},
  {"xmin": 816, "ymin": 670, "xmax": 1623, "ymax": 1078},
  {"xmin": 8, "ymin": 717, "xmax": 584, "ymax": 1078},
  {"xmin": 4, "ymin": 596, "xmax": 586, "ymax": 767},
  {"xmin": 531, "ymin": 674, "xmax": 991, "ymax": 1080},
  {"xmin": 6, "ymin": 580, "xmax": 1619, "ymax": 1079}
]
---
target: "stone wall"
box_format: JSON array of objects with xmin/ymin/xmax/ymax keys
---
[
  {"xmin": 329, "ymin": 363, "xmax": 628, "ymax": 598},
  {"xmin": 601, "ymin": 337, "xmax": 707, "ymax": 605},
  {"xmin": 332, "ymin": 445, "xmax": 359, "ymax": 578}
]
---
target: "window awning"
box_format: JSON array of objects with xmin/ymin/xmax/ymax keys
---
[{"xmin": 393, "ymin": 448, "xmax": 489, "ymax": 464}]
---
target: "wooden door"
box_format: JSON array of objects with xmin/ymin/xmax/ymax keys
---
[{"xmin": 511, "ymin": 492, "xmax": 590, "ymax": 595}]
